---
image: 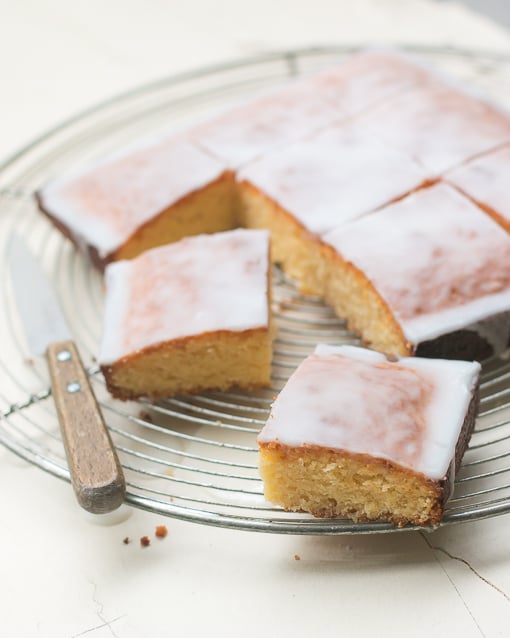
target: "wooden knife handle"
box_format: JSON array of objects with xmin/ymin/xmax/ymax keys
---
[{"xmin": 46, "ymin": 340, "xmax": 126, "ymax": 514}]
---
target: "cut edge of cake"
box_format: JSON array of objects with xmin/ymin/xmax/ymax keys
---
[
  {"xmin": 321, "ymin": 244, "xmax": 412, "ymax": 355},
  {"xmin": 101, "ymin": 325, "xmax": 273, "ymax": 400},
  {"xmin": 238, "ymin": 180, "xmax": 327, "ymax": 296},
  {"xmin": 321, "ymin": 183, "xmax": 510, "ymax": 361}
]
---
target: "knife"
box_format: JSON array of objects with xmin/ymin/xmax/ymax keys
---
[{"xmin": 8, "ymin": 235, "xmax": 125, "ymax": 514}]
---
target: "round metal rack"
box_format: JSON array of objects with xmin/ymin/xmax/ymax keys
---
[{"xmin": 2, "ymin": 45, "xmax": 510, "ymax": 534}]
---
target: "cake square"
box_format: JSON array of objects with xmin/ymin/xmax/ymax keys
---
[
  {"xmin": 360, "ymin": 81, "xmax": 510, "ymax": 175},
  {"xmin": 36, "ymin": 51, "xmax": 510, "ymax": 370},
  {"xmin": 322, "ymin": 183, "xmax": 510, "ymax": 360},
  {"xmin": 258, "ymin": 344, "xmax": 480, "ymax": 527},
  {"xmin": 238, "ymin": 122, "xmax": 428, "ymax": 294},
  {"xmin": 188, "ymin": 81, "xmax": 341, "ymax": 169},
  {"xmin": 446, "ymin": 144, "xmax": 510, "ymax": 233},
  {"xmin": 37, "ymin": 135, "xmax": 235, "ymax": 269},
  {"xmin": 99, "ymin": 229, "xmax": 272, "ymax": 399}
]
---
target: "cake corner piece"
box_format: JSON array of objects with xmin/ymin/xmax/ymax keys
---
[
  {"xmin": 98, "ymin": 228, "xmax": 273, "ymax": 400},
  {"xmin": 257, "ymin": 344, "xmax": 480, "ymax": 528}
]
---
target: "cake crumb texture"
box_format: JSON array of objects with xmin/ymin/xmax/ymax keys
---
[
  {"xmin": 259, "ymin": 444, "xmax": 444, "ymax": 527},
  {"xmin": 102, "ymin": 328, "xmax": 272, "ymax": 400}
]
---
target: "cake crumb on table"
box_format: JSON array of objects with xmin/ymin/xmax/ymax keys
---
[
  {"xmin": 138, "ymin": 410, "xmax": 154, "ymax": 423},
  {"xmin": 122, "ymin": 536, "xmax": 131, "ymax": 545},
  {"xmin": 155, "ymin": 525, "xmax": 168, "ymax": 539},
  {"xmin": 140, "ymin": 536, "xmax": 151, "ymax": 547},
  {"xmin": 294, "ymin": 554, "xmax": 301, "ymax": 561}
]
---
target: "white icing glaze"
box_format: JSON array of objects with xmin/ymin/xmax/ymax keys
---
[
  {"xmin": 361, "ymin": 81, "xmax": 510, "ymax": 174},
  {"xmin": 258, "ymin": 344, "xmax": 480, "ymax": 480},
  {"xmin": 238, "ymin": 123, "xmax": 428, "ymax": 234},
  {"xmin": 99, "ymin": 229, "xmax": 270, "ymax": 364},
  {"xmin": 189, "ymin": 81, "xmax": 342, "ymax": 168},
  {"xmin": 39, "ymin": 136, "xmax": 228, "ymax": 258},
  {"xmin": 446, "ymin": 144, "xmax": 510, "ymax": 225},
  {"xmin": 308, "ymin": 49, "xmax": 432, "ymax": 115},
  {"xmin": 323, "ymin": 184, "xmax": 510, "ymax": 346},
  {"xmin": 163, "ymin": 51, "xmax": 434, "ymax": 170}
]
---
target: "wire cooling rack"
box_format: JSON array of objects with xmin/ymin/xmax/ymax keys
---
[{"xmin": 2, "ymin": 45, "xmax": 510, "ymax": 534}]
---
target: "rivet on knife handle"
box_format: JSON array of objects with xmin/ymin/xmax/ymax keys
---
[{"xmin": 46, "ymin": 340, "xmax": 126, "ymax": 514}]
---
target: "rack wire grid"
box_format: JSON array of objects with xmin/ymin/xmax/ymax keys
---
[{"xmin": 2, "ymin": 45, "xmax": 510, "ymax": 535}]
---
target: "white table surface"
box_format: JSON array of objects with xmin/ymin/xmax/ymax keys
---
[{"xmin": 2, "ymin": 1, "xmax": 510, "ymax": 636}]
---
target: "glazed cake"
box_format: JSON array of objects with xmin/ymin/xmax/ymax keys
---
[
  {"xmin": 38, "ymin": 49, "xmax": 510, "ymax": 274},
  {"xmin": 446, "ymin": 144, "xmax": 510, "ymax": 233},
  {"xmin": 189, "ymin": 50, "xmax": 432, "ymax": 168},
  {"xmin": 36, "ymin": 50, "xmax": 510, "ymax": 368},
  {"xmin": 37, "ymin": 51, "xmax": 436, "ymax": 271},
  {"xmin": 37, "ymin": 136, "xmax": 235, "ymax": 269},
  {"xmin": 321, "ymin": 183, "xmax": 510, "ymax": 360},
  {"xmin": 99, "ymin": 229, "xmax": 272, "ymax": 399},
  {"xmin": 360, "ymin": 80, "xmax": 510, "ymax": 175},
  {"xmin": 238, "ymin": 122, "xmax": 428, "ymax": 294},
  {"xmin": 258, "ymin": 344, "xmax": 480, "ymax": 527}
]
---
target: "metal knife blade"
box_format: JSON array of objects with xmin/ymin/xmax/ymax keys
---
[
  {"xmin": 9, "ymin": 236, "xmax": 71, "ymax": 354},
  {"xmin": 8, "ymin": 235, "xmax": 125, "ymax": 514}
]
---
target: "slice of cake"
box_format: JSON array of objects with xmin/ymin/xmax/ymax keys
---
[
  {"xmin": 37, "ymin": 136, "xmax": 235, "ymax": 269},
  {"xmin": 258, "ymin": 344, "xmax": 480, "ymax": 527},
  {"xmin": 360, "ymin": 80, "xmax": 510, "ymax": 175},
  {"xmin": 238, "ymin": 122, "xmax": 428, "ymax": 294},
  {"xmin": 446, "ymin": 144, "xmax": 510, "ymax": 233},
  {"xmin": 322, "ymin": 183, "xmax": 510, "ymax": 360},
  {"xmin": 99, "ymin": 229, "xmax": 272, "ymax": 399}
]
